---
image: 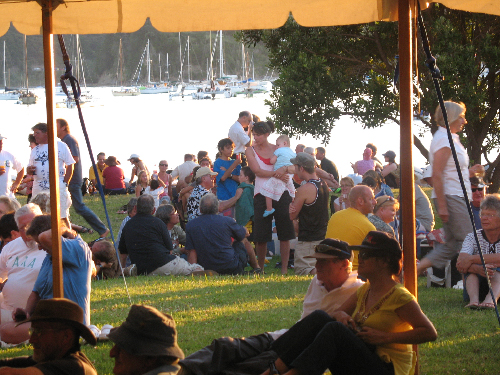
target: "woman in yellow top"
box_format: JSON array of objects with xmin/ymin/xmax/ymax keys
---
[{"xmin": 261, "ymin": 231, "xmax": 437, "ymax": 375}]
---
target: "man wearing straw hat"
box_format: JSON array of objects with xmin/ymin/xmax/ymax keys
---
[
  {"xmin": 108, "ymin": 304, "xmax": 185, "ymax": 375},
  {"xmin": 0, "ymin": 298, "xmax": 97, "ymax": 375}
]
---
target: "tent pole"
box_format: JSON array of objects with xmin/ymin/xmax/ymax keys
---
[
  {"xmin": 399, "ymin": 0, "xmax": 418, "ymax": 372},
  {"xmin": 42, "ymin": 0, "xmax": 64, "ymax": 298}
]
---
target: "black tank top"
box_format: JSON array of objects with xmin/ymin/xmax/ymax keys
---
[{"xmin": 298, "ymin": 179, "xmax": 330, "ymax": 241}]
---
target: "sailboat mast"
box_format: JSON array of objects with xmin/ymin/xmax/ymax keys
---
[
  {"xmin": 147, "ymin": 39, "xmax": 151, "ymax": 84},
  {"xmin": 187, "ymin": 36, "xmax": 190, "ymax": 82},
  {"xmin": 219, "ymin": 31, "xmax": 223, "ymax": 78},
  {"xmin": 3, "ymin": 41, "xmax": 5, "ymax": 88},
  {"xmin": 159, "ymin": 54, "xmax": 161, "ymax": 82},
  {"xmin": 119, "ymin": 38, "xmax": 123, "ymax": 86},
  {"xmin": 24, "ymin": 35, "xmax": 29, "ymax": 91},
  {"xmin": 179, "ymin": 33, "xmax": 183, "ymax": 84},
  {"xmin": 241, "ymin": 44, "xmax": 245, "ymax": 81},
  {"xmin": 166, "ymin": 53, "xmax": 170, "ymax": 83}
]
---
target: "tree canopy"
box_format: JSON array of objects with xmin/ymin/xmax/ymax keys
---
[{"xmin": 239, "ymin": 4, "xmax": 500, "ymax": 191}]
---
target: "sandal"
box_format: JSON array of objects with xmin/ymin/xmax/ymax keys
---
[
  {"xmin": 465, "ymin": 303, "xmax": 480, "ymax": 310},
  {"xmin": 478, "ymin": 302, "xmax": 496, "ymax": 310},
  {"xmin": 78, "ymin": 226, "xmax": 94, "ymax": 234}
]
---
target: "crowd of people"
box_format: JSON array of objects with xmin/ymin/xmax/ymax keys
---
[{"xmin": 0, "ymin": 101, "xmax": 497, "ymax": 375}]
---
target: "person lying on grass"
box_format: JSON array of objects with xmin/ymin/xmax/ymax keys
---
[{"xmin": 178, "ymin": 238, "xmax": 364, "ymax": 375}]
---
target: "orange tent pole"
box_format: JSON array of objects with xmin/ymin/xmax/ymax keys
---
[{"xmin": 41, "ymin": 0, "xmax": 64, "ymax": 298}]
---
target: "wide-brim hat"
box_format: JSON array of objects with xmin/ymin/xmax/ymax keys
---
[
  {"xmin": 128, "ymin": 153, "xmax": 140, "ymax": 160},
  {"xmin": 470, "ymin": 176, "xmax": 488, "ymax": 189},
  {"xmin": 194, "ymin": 167, "xmax": 217, "ymax": 180},
  {"xmin": 350, "ymin": 231, "xmax": 401, "ymax": 258},
  {"xmin": 108, "ymin": 305, "xmax": 185, "ymax": 359},
  {"xmin": 17, "ymin": 298, "xmax": 96, "ymax": 345},
  {"xmin": 304, "ymin": 239, "xmax": 352, "ymax": 260},
  {"xmin": 105, "ymin": 156, "xmax": 120, "ymax": 166}
]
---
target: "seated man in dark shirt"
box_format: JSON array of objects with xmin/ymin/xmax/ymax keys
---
[
  {"xmin": 0, "ymin": 298, "xmax": 97, "ymax": 375},
  {"xmin": 118, "ymin": 195, "xmax": 204, "ymax": 276},
  {"xmin": 186, "ymin": 194, "xmax": 249, "ymax": 275}
]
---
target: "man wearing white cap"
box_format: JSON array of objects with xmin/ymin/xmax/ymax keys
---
[{"xmin": 0, "ymin": 134, "xmax": 24, "ymax": 199}]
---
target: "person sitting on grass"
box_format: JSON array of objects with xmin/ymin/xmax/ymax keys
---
[
  {"xmin": 108, "ymin": 304, "xmax": 185, "ymax": 375},
  {"xmin": 91, "ymin": 239, "xmax": 120, "ymax": 280},
  {"xmin": 261, "ymin": 134, "xmax": 296, "ymax": 218},
  {"xmin": 186, "ymin": 194, "xmax": 258, "ymax": 275},
  {"xmin": 135, "ymin": 170, "xmax": 150, "ymax": 197},
  {"xmin": 0, "ymin": 298, "xmax": 97, "ymax": 375},
  {"xmin": 261, "ymin": 231, "xmax": 437, "ymax": 375},
  {"xmin": 155, "ymin": 204, "xmax": 186, "ymax": 255},
  {"xmin": 178, "ymin": 239, "xmax": 364, "ymax": 375},
  {"xmin": 119, "ymin": 195, "xmax": 204, "ymax": 276},
  {"xmin": 2, "ymin": 214, "xmax": 92, "ymax": 345},
  {"xmin": 457, "ymin": 194, "xmax": 500, "ymax": 310},
  {"xmin": 368, "ymin": 196, "xmax": 399, "ymax": 236}
]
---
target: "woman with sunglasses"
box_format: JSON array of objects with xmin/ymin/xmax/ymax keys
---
[
  {"xmin": 417, "ymin": 101, "xmax": 473, "ymax": 275},
  {"xmin": 158, "ymin": 160, "xmax": 173, "ymax": 203},
  {"xmin": 368, "ymin": 196, "xmax": 399, "ymax": 236},
  {"xmin": 261, "ymin": 231, "xmax": 437, "ymax": 375}
]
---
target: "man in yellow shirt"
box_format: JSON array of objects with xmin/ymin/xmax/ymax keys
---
[
  {"xmin": 89, "ymin": 152, "xmax": 107, "ymax": 186},
  {"xmin": 325, "ymin": 185, "xmax": 376, "ymax": 270}
]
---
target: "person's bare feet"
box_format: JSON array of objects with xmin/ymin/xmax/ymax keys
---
[{"xmin": 100, "ymin": 229, "xmax": 110, "ymax": 238}]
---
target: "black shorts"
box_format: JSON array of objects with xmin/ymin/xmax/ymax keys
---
[{"xmin": 253, "ymin": 192, "xmax": 295, "ymax": 243}]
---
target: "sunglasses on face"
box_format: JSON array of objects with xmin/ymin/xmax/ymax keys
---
[
  {"xmin": 358, "ymin": 251, "xmax": 379, "ymax": 260},
  {"xmin": 159, "ymin": 163, "xmax": 168, "ymax": 167},
  {"xmin": 472, "ymin": 187, "xmax": 484, "ymax": 193}
]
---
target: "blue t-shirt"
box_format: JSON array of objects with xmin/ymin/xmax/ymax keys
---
[
  {"xmin": 33, "ymin": 236, "xmax": 92, "ymax": 325},
  {"xmin": 274, "ymin": 147, "xmax": 296, "ymax": 170},
  {"xmin": 214, "ymin": 158, "xmax": 241, "ymax": 200},
  {"xmin": 185, "ymin": 214, "xmax": 247, "ymax": 273}
]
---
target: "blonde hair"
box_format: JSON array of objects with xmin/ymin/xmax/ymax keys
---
[
  {"xmin": 374, "ymin": 195, "xmax": 399, "ymax": 213},
  {"xmin": 31, "ymin": 193, "xmax": 51, "ymax": 213},
  {"xmin": 434, "ymin": 101, "xmax": 466, "ymax": 127},
  {"xmin": 137, "ymin": 170, "xmax": 149, "ymax": 186},
  {"xmin": 340, "ymin": 177, "xmax": 354, "ymax": 187},
  {"xmin": 0, "ymin": 196, "xmax": 21, "ymax": 212},
  {"xmin": 276, "ymin": 134, "xmax": 290, "ymax": 146}
]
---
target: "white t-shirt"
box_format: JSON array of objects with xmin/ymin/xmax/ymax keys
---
[
  {"xmin": 0, "ymin": 150, "xmax": 23, "ymax": 198},
  {"xmin": 0, "ymin": 237, "xmax": 47, "ymax": 311},
  {"xmin": 429, "ymin": 126, "xmax": 471, "ymax": 198},
  {"xmin": 144, "ymin": 186, "xmax": 164, "ymax": 208},
  {"xmin": 29, "ymin": 141, "xmax": 75, "ymax": 197},
  {"xmin": 228, "ymin": 120, "xmax": 250, "ymax": 154},
  {"xmin": 171, "ymin": 161, "xmax": 199, "ymax": 181}
]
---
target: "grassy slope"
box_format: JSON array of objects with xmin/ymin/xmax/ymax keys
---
[{"xmin": 4, "ymin": 191, "xmax": 499, "ymax": 375}]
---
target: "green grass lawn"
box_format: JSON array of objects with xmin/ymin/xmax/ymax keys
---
[{"xmin": 4, "ymin": 192, "xmax": 499, "ymax": 375}]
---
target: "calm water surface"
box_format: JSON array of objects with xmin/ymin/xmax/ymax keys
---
[{"xmin": 0, "ymin": 87, "xmax": 432, "ymax": 181}]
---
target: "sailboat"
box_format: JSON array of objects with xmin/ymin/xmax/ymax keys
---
[
  {"xmin": 140, "ymin": 39, "xmax": 171, "ymax": 94},
  {"xmin": 0, "ymin": 41, "xmax": 19, "ymax": 100},
  {"xmin": 112, "ymin": 38, "xmax": 141, "ymax": 96},
  {"xmin": 20, "ymin": 35, "xmax": 37, "ymax": 105}
]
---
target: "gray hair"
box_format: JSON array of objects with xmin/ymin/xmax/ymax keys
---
[
  {"xmin": 155, "ymin": 204, "xmax": 175, "ymax": 225},
  {"xmin": 480, "ymin": 194, "xmax": 500, "ymax": 216},
  {"xmin": 0, "ymin": 196, "xmax": 21, "ymax": 212},
  {"xmin": 136, "ymin": 195, "xmax": 155, "ymax": 215},
  {"xmin": 303, "ymin": 147, "xmax": 316, "ymax": 156},
  {"xmin": 31, "ymin": 192, "xmax": 51, "ymax": 213},
  {"xmin": 127, "ymin": 197, "xmax": 138, "ymax": 214},
  {"xmin": 14, "ymin": 203, "xmax": 42, "ymax": 226},
  {"xmin": 200, "ymin": 194, "xmax": 219, "ymax": 215}
]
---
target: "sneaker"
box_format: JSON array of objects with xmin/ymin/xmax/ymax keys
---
[
  {"xmin": 263, "ymin": 209, "xmax": 275, "ymax": 217},
  {"xmin": 99, "ymin": 324, "xmax": 113, "ymax": 341}
]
